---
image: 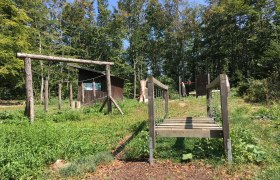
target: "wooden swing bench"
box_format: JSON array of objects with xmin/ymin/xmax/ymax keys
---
[{"xmin": 148, "ymin": 74, "xmax": 232, "ymax": 164}]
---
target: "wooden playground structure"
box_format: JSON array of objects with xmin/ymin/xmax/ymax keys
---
[
  {"xmin": 17, "ymin": 53, "xmax": 123, "ymax": 123},
  {"xmin": 148, "ymin": 74, "xmax": 232, "ymax": 164}
]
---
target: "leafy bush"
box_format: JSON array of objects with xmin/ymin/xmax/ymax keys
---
[
  {"xmin": 237, "ymin": 81, "xmax": 249, "ymax": 97},
  {"xmin": 231, "ymin": 128, "xmax": 266, "ymax": 163},
  {"xmin": 245, "ymin": 79, "xmax": 268, "ymax": 103},
  {"xmin": 251, "ymin": 107, "xmax": 277, "ymax": 121}
]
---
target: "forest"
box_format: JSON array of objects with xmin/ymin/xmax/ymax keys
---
[{"xmin": 1, "ymin": 0, "xmax": 279, "ymax": 101}]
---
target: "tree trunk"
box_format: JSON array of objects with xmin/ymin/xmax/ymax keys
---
[{"xmin": 24, "ymin": 58, "xmax": 35, "ymax": 123}]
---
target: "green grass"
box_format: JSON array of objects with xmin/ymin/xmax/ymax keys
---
[
  {"xmin": 1, "ymin": 95, "xmax": 279, "ymax": 179},
  {"xmin": 0, "ymin": 99, "xmax": 147, "ymax": 179}
]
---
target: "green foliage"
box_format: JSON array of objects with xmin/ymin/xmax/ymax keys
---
[
  {"xmin": 251, "ymin": 107, "xmax": 277, "ymax": 121},
  {"xmin": 59, "ymin": 151, "xmax": 113, "ymax": 177},
  {"xmin": 245, "ymin": 79, "xmax": 269, "ymax": 103}
]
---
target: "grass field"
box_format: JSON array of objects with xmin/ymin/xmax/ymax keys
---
[{"xmin": 0, "ymin": 93, "xmax": 279, "ymax": 179}]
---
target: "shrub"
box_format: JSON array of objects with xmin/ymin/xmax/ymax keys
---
[{"xmin": 245, "ymin": 79, "xmax": 268, "ymax": 103}]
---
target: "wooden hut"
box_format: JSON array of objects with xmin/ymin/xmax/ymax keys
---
[{"xmin": 69, "ymin": 64, "xmax": 124, "ymax": 105}]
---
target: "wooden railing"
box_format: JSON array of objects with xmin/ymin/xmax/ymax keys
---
[
  {"xmin": 206, "ymin": 74, "xmax": 232, "ymax": 162},
  {"xmin": 147, "ymin": 76, "xmax": 169, "ymax": 164}
]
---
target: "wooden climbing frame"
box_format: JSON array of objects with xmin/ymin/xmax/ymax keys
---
[{"xmin": 148, "ymin": 74, "xmax": 232, "ymax": 164}]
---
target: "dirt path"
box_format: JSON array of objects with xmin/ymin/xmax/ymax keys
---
[{"xmin": 86, "ymin": 160, "xmax": 234, "ymax": 180}]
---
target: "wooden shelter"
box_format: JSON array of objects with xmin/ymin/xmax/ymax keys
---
[{"xmin": 68, "ymin": 64, "xmax": 124, "ymax": 105}]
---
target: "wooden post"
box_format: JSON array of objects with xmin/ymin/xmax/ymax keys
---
[
  {"xmin": 24, "ymin": 58, "xmax": 35, "ymax": 123},
  {"xmin": 58, "ymin": 81, "xmax": 62, "ymax": 110},
  {"xmin": 220, "ymin": 74, "xmax": 232, "ymax": 162},
  {"xmin": 92, "ymin": 80, "xmax": 96, "ymax": 98},
  {"xmin": 69, "ymin": 81, "xmax": 74, "ymax": 109},
  {"xmin": 81, "ymin": 81, "xmax": 84, "ymax": 104},
  {"xmin": 164, "ymin": 90, "xmax": 168, "ymax": 116},
  {"xmin": 148, "ymin": 77, "xmax": 155, "ymax": 165},
  {"xmin": 106, "ymin": 65, "xmax": 112, "ymax": 113},
  {"xmin": 179, "ymin": 76, "xmax": 181, "ymax": 99},
  {"xmin": 206, "ymin": 74, "xmax": 212, "ymax": 117},
  {"xmin": 44, "ymin": 77, "xmax": 49, "ymax": 112}
]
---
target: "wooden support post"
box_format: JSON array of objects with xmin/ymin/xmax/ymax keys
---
[
  {"xmin": 58, "ymin": 81, "xmax": 62, "ymax": 110},
  {"xmin": 220, "ymin": 74, "xmax": 232, "ymax": 162},
  {"xmin": 148, "ymin": 77, "xmax": 155, "ymax": 164},
  {"xmin": 164, "ymin": 90, "xmax": 168, "ymax": 116},
  {"xmin": 206, "ymin": 74, "xmax": 212, "ymax": 117},
  {"xmin": 24, "ymin": 57, "xmax": 35, "ymax": 123},
  {"xmin": 44, "ymin": 77, "xmax": 49, "ymax": 112},
  {"xmin": 69, "ymin": 82, "xmax": 74, "ymax": 109},
  {"xmin": 92, "ymin": 80, "xmax": 96, "ymax": 98},
  {"xmin": 81, "ymin": 81, "xmax": 84, "ymax": 104},
  {"xmin": 179, "ymin": 76, "xmax": 181, "ymax": 100},
  {"xmin": 106, "ymin": 65, "xmax": 112, "ymax": 113}
]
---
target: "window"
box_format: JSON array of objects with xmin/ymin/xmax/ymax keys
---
[{"xmin": 83, "ymin": 82, "xmax": 102, "ymax": 91}]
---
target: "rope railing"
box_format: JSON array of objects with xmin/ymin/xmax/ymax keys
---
[
  {"xmin": 206, "ymin": 74, "xmax": 232, "ymax": 162},
  {"xmin": 147, "ymin": 76, "xmax": 168, "ymax": 164}
]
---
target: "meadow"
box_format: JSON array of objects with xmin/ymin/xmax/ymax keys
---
[{"xmin": 0, "ymin": 92, "xmax": 279, "ymax": 179}]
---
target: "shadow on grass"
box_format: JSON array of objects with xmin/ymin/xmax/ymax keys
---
[{"xmin": 112, "ymin": 121, "xmax": 147, "ymax": 157}]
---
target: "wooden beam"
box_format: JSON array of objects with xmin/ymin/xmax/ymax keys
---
[
  {"xmin": 44, "ymin": 77, "xmax": 49, "ymax": 112},
  {"xmin": 148, "ymin": 77, "xmax": 155, "ymax": 165},
  {"xmin": 155, "ymin": 129, "xmax": 223, "ymax": 138},
  {"xmin": 106, "ymin": 65, "xmax": 112, "ymax": 113},
  {"xmin": 81, "ymin": 82, "xmax": 85, "ymax": 104},
  {"xmin": 17, "ymin": 53, "xmax": 114, "ymax": 65},
  {"xmin": 69, "ymin": 82, "xmax": 74, "ymax": 109},
  {"xmin": 58, "ymin": 81, "xmax": 62, "ymax": 110},
  {"xmin": 164, "ymin": 90, "xmax": 168, "ymax": 116},
  {"xmin": 24, "ymin": 58, "xmax": 35, "ymax": 123},
  {"xmin": 150, "ymin": 76, "xmax": 168, "ymax": 90},
  {"xmin": 206, "ymin": 75, "xmax": 220, "ymax": 90},
  {"xmin": 110, "ymin": 96, "xmax": 124, "ymax": 115},
  {"xmin": 179, "ymin": 76, "xmax": 181, "ymax": 99},
  {"xmin": 99, "ymin": 97, "xmax": 108, "ymax": 112}
]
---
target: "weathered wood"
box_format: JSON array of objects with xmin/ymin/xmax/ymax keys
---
[
  {"xmin": 99, "ymin": 97, "xmax": 108, "ymax": 112},
  {"xmin": 17, "ymin": 53, "xmax": 114, "ymax": 65},
  {"xmin": 164, "ymin": 120, "xmax": 215, "ymax": 124},
  {"xmin": 206, "ymin": 75, "xmax": 220, "ymax": 90},
  {"xmin": 165, "ymin": 117, "xmax": 213, "ymax": 121},
  {"xmin": 158, "ymin": 123, "xmax": 220, "ymax": 127},
  {"xmin": 81, "ymin": 82, "xmax": 85, "ymax": 104},
  {"xmin": 58, "ymin": 81, "xmax": 62, "ymax": 110},
  {"xmin": 71, "ymin": 101, "xmax": 75, "ymax": 109},
  {"xmin": 44, "ymin": 77, "xmax": 49, "ymax": 112},
  {"xmin": 207, "ymin": 89, "xmax": 212, "ymax": 117},
  {"xmin": 24, "ymin": 58, "xmax": 35, "ymax": 122},
  {"xmin": 155, "ymin": 129, "xmax": 223, "ymax": 138},
  {"xmin": 92, "ymin": 80, "xmax": 96, "ymax": 98},
  {"xmin": 76, "ymin": 101, "xmax": 81, "ymax": 109},
  {"xmin": 151, "ymin": 77, "xmax": 168, "ymax": 90},
  {"xmin": 220, "ymin": 74, "xmax": 232, "ymax": 162},
  {"xmin": 139, "ymin": 80, "xmax": 147, "ymax": 103},
  {"xmin": 106, "ymin": 65, "xmax": 112, "ymax": 113},
  {"xmin": 110, "ymin": 96, "xmax": 124, "ymax": 115},
  {"xmin": 148, "ymin": 77, "xmax": 155, "ymax": 165},
  {"xmin": 69, "ymin": 82, "xmax": 73, "ymax": 108},
  {"xmin": 164, "ymin": 90, "xmax": 168, "ymax": 116},
  {"xmin": 179, "ymin": 76, "xmax": 182, "ymax": 99}
]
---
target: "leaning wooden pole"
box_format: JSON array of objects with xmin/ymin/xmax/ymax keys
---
[
  {"xmin": 44, "ymin": 77, "xmax": 49, "ymax": 112},
  {"xmin": 24, "ymin": 58, "xmax": 35, "ymax": 123},
  {"xmin": 106, "ymin": 65, "xmax": 112, "ymax": 113}
]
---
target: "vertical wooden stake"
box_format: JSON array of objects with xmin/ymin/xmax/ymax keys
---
[
  {"xmin": 148, "ymin": 77, "xmax": 155, "ymax": 164},
  {"xmin": 220, "ymin": 74, "xmax": 232, "ymax": 162},
  {"xmin": 179, "ymin": 76, "xmax": 182, "ymax": 100},
  {"xmin": 92, "ymin": 80, "xmax": 96, "ymax": 98},
  {"xmin": 24, "ymin": 57, "xmax": 35, "ymax": 123},
  {"xmin": 106, "ymin": 65, "xmax": 112, "ymax": 113},
  {"xmin": 206, "ymin": 74, "xmax": 212, "ymax": 117},
  {"xmin": 69, "ymin": 81, "xmax": 73, "ymax": 109},
  {"xmin": 164, "ymin": 90, "xmax": 168, "ymax": 116},
  {"xmin": 44, "ymin": 77, "xmax": 49, "ymax": 112},
  {"xmin": 81, "ymin": 81, "xmax": 84, "ymax": 104},
  {"xmin": 58, "ymin": 81, "xmax": 62, "ymax": 110}
]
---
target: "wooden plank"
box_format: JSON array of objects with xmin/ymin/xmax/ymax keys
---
[
  {"xmin": 17, "ymin": 53, "xmax": 114, "ymax": 65},
  {"xmin": 110, "ymin": 96, "xmax": 124, "ymax": 115},
  {"xmin": 158, "ymin": 123, "xmax": 220, "ymax": 127},
  {"xmin": 106, "ymin": 65, "xmax": 112, "ymax": 113},
  {"xmin": 58, "ymin": 81, "xmax": 62, "ymax": 110},
  {"xmin": 165, "ymin": 117, "xmax": 213, "ymax": 121},
  {"xmin": 44, "ymin": 77, "xmax": 49, "ymax": 112},
  {"xmin": 156, "ymin": 126, "xmax": 221, "ymax": 129},
  {"xmin": 24, "ymin": 57, "xmax": 35, "ymax": 123},
  {"xmin": 163, "ymin": 120, "xmax": 215, "ymax": 124},
  {"xmin": 148, "ymin": 77, "xmax": 155, "ymax": 148},
  {"xmin": 156, "ymin": 129, "xmax": 223, "ymax": 138}
]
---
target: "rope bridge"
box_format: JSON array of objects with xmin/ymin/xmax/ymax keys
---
[{"xmin": 148, "ymin": 74, "xmax": 232, "ymax": 164}]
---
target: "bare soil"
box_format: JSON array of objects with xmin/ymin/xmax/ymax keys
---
[{"xmin": 86, "ymin": 160, "xmax": 235, "ymax": 180}]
